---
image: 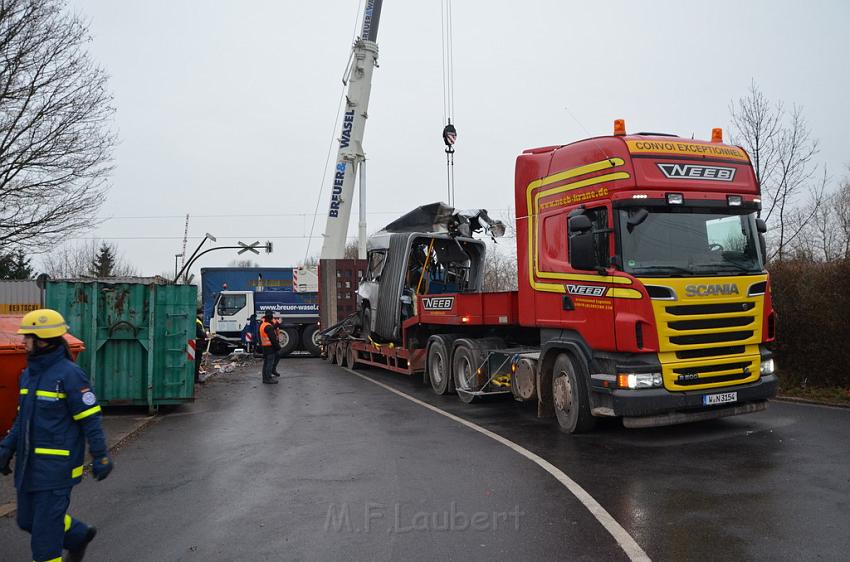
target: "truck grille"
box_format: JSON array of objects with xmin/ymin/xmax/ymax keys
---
[
  {"xmin": 662, "ymin": 302, "xmax": 757, "ymax": 348},
  {"xmin": 643, "ymin": 276, "xmax": 768, "ymax": 392},
  {"xmin": 672, "ymin": 361, "xmax": 752, "ymax": 386}
]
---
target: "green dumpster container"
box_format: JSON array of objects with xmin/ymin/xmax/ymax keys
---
[{"xmin": 45, "ymin": 279, "xmax": 197, "ymax": 413}]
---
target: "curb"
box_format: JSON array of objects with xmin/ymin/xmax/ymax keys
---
[
  {"xmin": 774, "ymin": 395, "xmax": 850, "ymax": 409},
  {"xmin": 0, "ymin": 414, "xmax": 159, "ymax": 518}
]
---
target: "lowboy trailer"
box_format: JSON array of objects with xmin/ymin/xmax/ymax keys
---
[{"xmin": 323, "ymin": 122, "xmax": 778, "ymax": 433}]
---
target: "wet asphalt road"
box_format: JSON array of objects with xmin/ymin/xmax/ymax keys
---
[{"xmin": 1, "ymin": 357, "xmax": 848, "ymax": 561}]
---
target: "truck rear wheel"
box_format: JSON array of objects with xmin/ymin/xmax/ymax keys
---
[
  {"xmin": 326, "ymin": 342, "xmax": 336, "ymax": 361},
  {"xmin": 552, "ymin": 353, "xmax": 595, "ymax": 434},
  {"xmin": 452, "ymin": 344, "xmax": 481, "ymax": 404},
  {"xmin": 301, "ymin": 324, "xmax": 322, "ymax": 357},
  {"xmin": 427, "ymin": 338, "xmax": 452, "ymax": 395},
  {"xmin": 278, "ymin": 327, "xmax": 299, "ymax": 357}
]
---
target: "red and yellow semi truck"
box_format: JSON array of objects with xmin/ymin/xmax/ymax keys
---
[{"xmin": 324, "ymin": 121, "xmax": 777, "ymax": 432}]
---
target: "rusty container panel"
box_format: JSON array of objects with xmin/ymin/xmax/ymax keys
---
[
  {"xmin": 0, "ymin": 280, "xmax": 40, "ymax": 314},
  {"xmin": 45, "ymin": 279, "xmax": 197, "ymax": 412},
  {"xmin": 319, "ymin": 259, "xmax": 367, "ymax": 329}
]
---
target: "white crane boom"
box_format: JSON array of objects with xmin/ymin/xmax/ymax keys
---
[{"xmin": 320, "ymin": 0, "xmax": 383, "ymax": 260}]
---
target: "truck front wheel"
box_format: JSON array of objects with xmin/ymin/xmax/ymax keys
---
[{"xmin": 552, "ymin": 353, "xmax": 595, "ymax": 434}]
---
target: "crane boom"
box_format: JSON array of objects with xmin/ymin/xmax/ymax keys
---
[{"xmin": 320, "ymin": 0, "xmax": 383, "ymax": 260}]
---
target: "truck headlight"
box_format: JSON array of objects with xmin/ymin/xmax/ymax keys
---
[
  {"xmin": 760, "ymin": 358, "xmax": 775, "ymax": 376},
  {"xmin": 617, "ymin": 372, "xmax": 663, "ymax": 389}
]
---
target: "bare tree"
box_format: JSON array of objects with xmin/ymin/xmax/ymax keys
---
[
  {"xmin": 483, "ymin": 242, "xmax": 517, "ymax": 292},
  {"xmin": 41, "ymin": 239, "xmax": 136, "ymax": 278},
  {"xmin": 729, "ymin": 82, "xmax": 823, "ymax": 261},
  {"xmin": 0, "ymin": 0, "xmax": 115, "ymax": 251}
]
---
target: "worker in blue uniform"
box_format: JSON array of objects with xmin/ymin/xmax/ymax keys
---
[{"xmin": 0, "ymin": 309, "xmax": 114, "ymax": 562}]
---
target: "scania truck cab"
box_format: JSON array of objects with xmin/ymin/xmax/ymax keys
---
[{"xmin": 515, "ymin": 122, "xmax": 777, "ymax": 430}]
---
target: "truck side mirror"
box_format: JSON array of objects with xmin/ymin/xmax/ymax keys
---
[
  {"xmin": 568, "ymin": 215, "xmax": 595, "ymax": 271},
  {"xmin": 755, "ymin": 218, "xmax": 768, "ymax": 262},
  {"xmin": 568, "ymin": 215, "xmax": 592, "ymax": 234}
]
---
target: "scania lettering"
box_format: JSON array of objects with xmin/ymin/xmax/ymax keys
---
[
  {"xmin": 322, "ymin": 121, "xmax": 777, "ymax": 434},
  {"xmin": 685, "ymin": 284, "xmax": 741, "ymax": 297}
]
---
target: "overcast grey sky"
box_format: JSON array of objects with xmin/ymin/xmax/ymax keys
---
[{"xmin": 63, "ymin": 0, "xmax": 850, "ymax": 277}]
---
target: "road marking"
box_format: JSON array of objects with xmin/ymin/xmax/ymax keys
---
[{"xmin": 344, "ymin": 368, "xmax": 651, "ymax": 562}]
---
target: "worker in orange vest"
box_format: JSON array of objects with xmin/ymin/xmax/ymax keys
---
[{"xmin": 258, "ymin": 311, "xmax": 280, "ymax": 384}]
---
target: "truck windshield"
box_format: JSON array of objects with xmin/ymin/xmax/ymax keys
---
[
  {"xmin": 618, "ymin": 208, "xmax": 764, "ymax": 276},
  {"xmin": 216, "ymin": 294, "xmax": 247, "ymax": 316}
]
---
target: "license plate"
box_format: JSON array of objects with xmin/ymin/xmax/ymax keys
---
[{"xmin": 703, "ymin": 392, "xmax": 737, "ymax": 406}]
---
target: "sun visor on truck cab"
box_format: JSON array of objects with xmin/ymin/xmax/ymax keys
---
[{"xmin": 378, "ymin": 202, "xmax": 505, "ymax": 239}]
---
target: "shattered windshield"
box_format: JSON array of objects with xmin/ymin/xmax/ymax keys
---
[{"xmin": 618, "ymin": 208, "xmax": 764, "ymax": 276}]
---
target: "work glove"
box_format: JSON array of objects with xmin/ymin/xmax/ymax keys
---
[
  {"xmin": 0, "ymin": 446, "xmax": 12, "ymax": 476},
  {"xmin": 91, "ymin": 456, "xmax": 113, "ymax": 481}
]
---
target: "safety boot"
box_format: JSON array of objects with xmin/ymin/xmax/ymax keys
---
[{"xmin": 65, "ymin": 526, "xmax": 97, "ymax": 561}]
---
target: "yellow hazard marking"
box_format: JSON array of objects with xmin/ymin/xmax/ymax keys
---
[{"xmin": 0, "ymin": 303, "xmax": 38, "ymax": 314}]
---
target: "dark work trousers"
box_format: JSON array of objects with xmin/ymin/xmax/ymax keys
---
[
  {"xmin": 194, "ymin": 338, "xmax": 205, "ymax": 382},
  {"xmin": 17, "ymin": 487, "xmax": 89, "ymax": 562},
  {"xmin": 272, "ymin": 349, "xmax": 281, "ymax": 374},
  {"xmin": 262, "ymin": 347, "xmax": 277, "ymax": 380}
]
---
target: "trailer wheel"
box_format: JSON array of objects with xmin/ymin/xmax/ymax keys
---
[
  {"xmin": 452, "ymin": 344, "xmax": 481, "ymax": 404},
  {"xmin": 335, "ymin": 341, "xmax": 347, "ymax": 367},
  {"xmin": 552, "ymin": 353, "xmax": 595, "ymax": 434},
  {"xmin": 345, "ymin": 343, "xmax": 357, "ymax": 369},
  {"xmin": 427, "ymin": 338, "xmax": 452, "ymax": 395},
  {"xmin": 278, "ymin": 327, "xmax": 299, "ymax": 357},
  {"xmin": 301, "ymin": 324, "xmax": 322, "ymax": 357}
]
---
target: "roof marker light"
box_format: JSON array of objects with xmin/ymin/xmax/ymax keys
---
[
  {"xmin": 711, "ymin": 128, "xmax": 723, "ymax": 143},
  {"xmin": 667, "ymin": 193, "xmax": 684, "ymax": 205},
  {"xmin": 632, "ymin": 194, "xmax": 648, "ymax": 199},
  {"xmin": 753, "ymin": 198, "xmax": 761, "ymax": 204},
  {"xmin": 614, "ymin": 119, "xmax": 626, "ymax": 136}
]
